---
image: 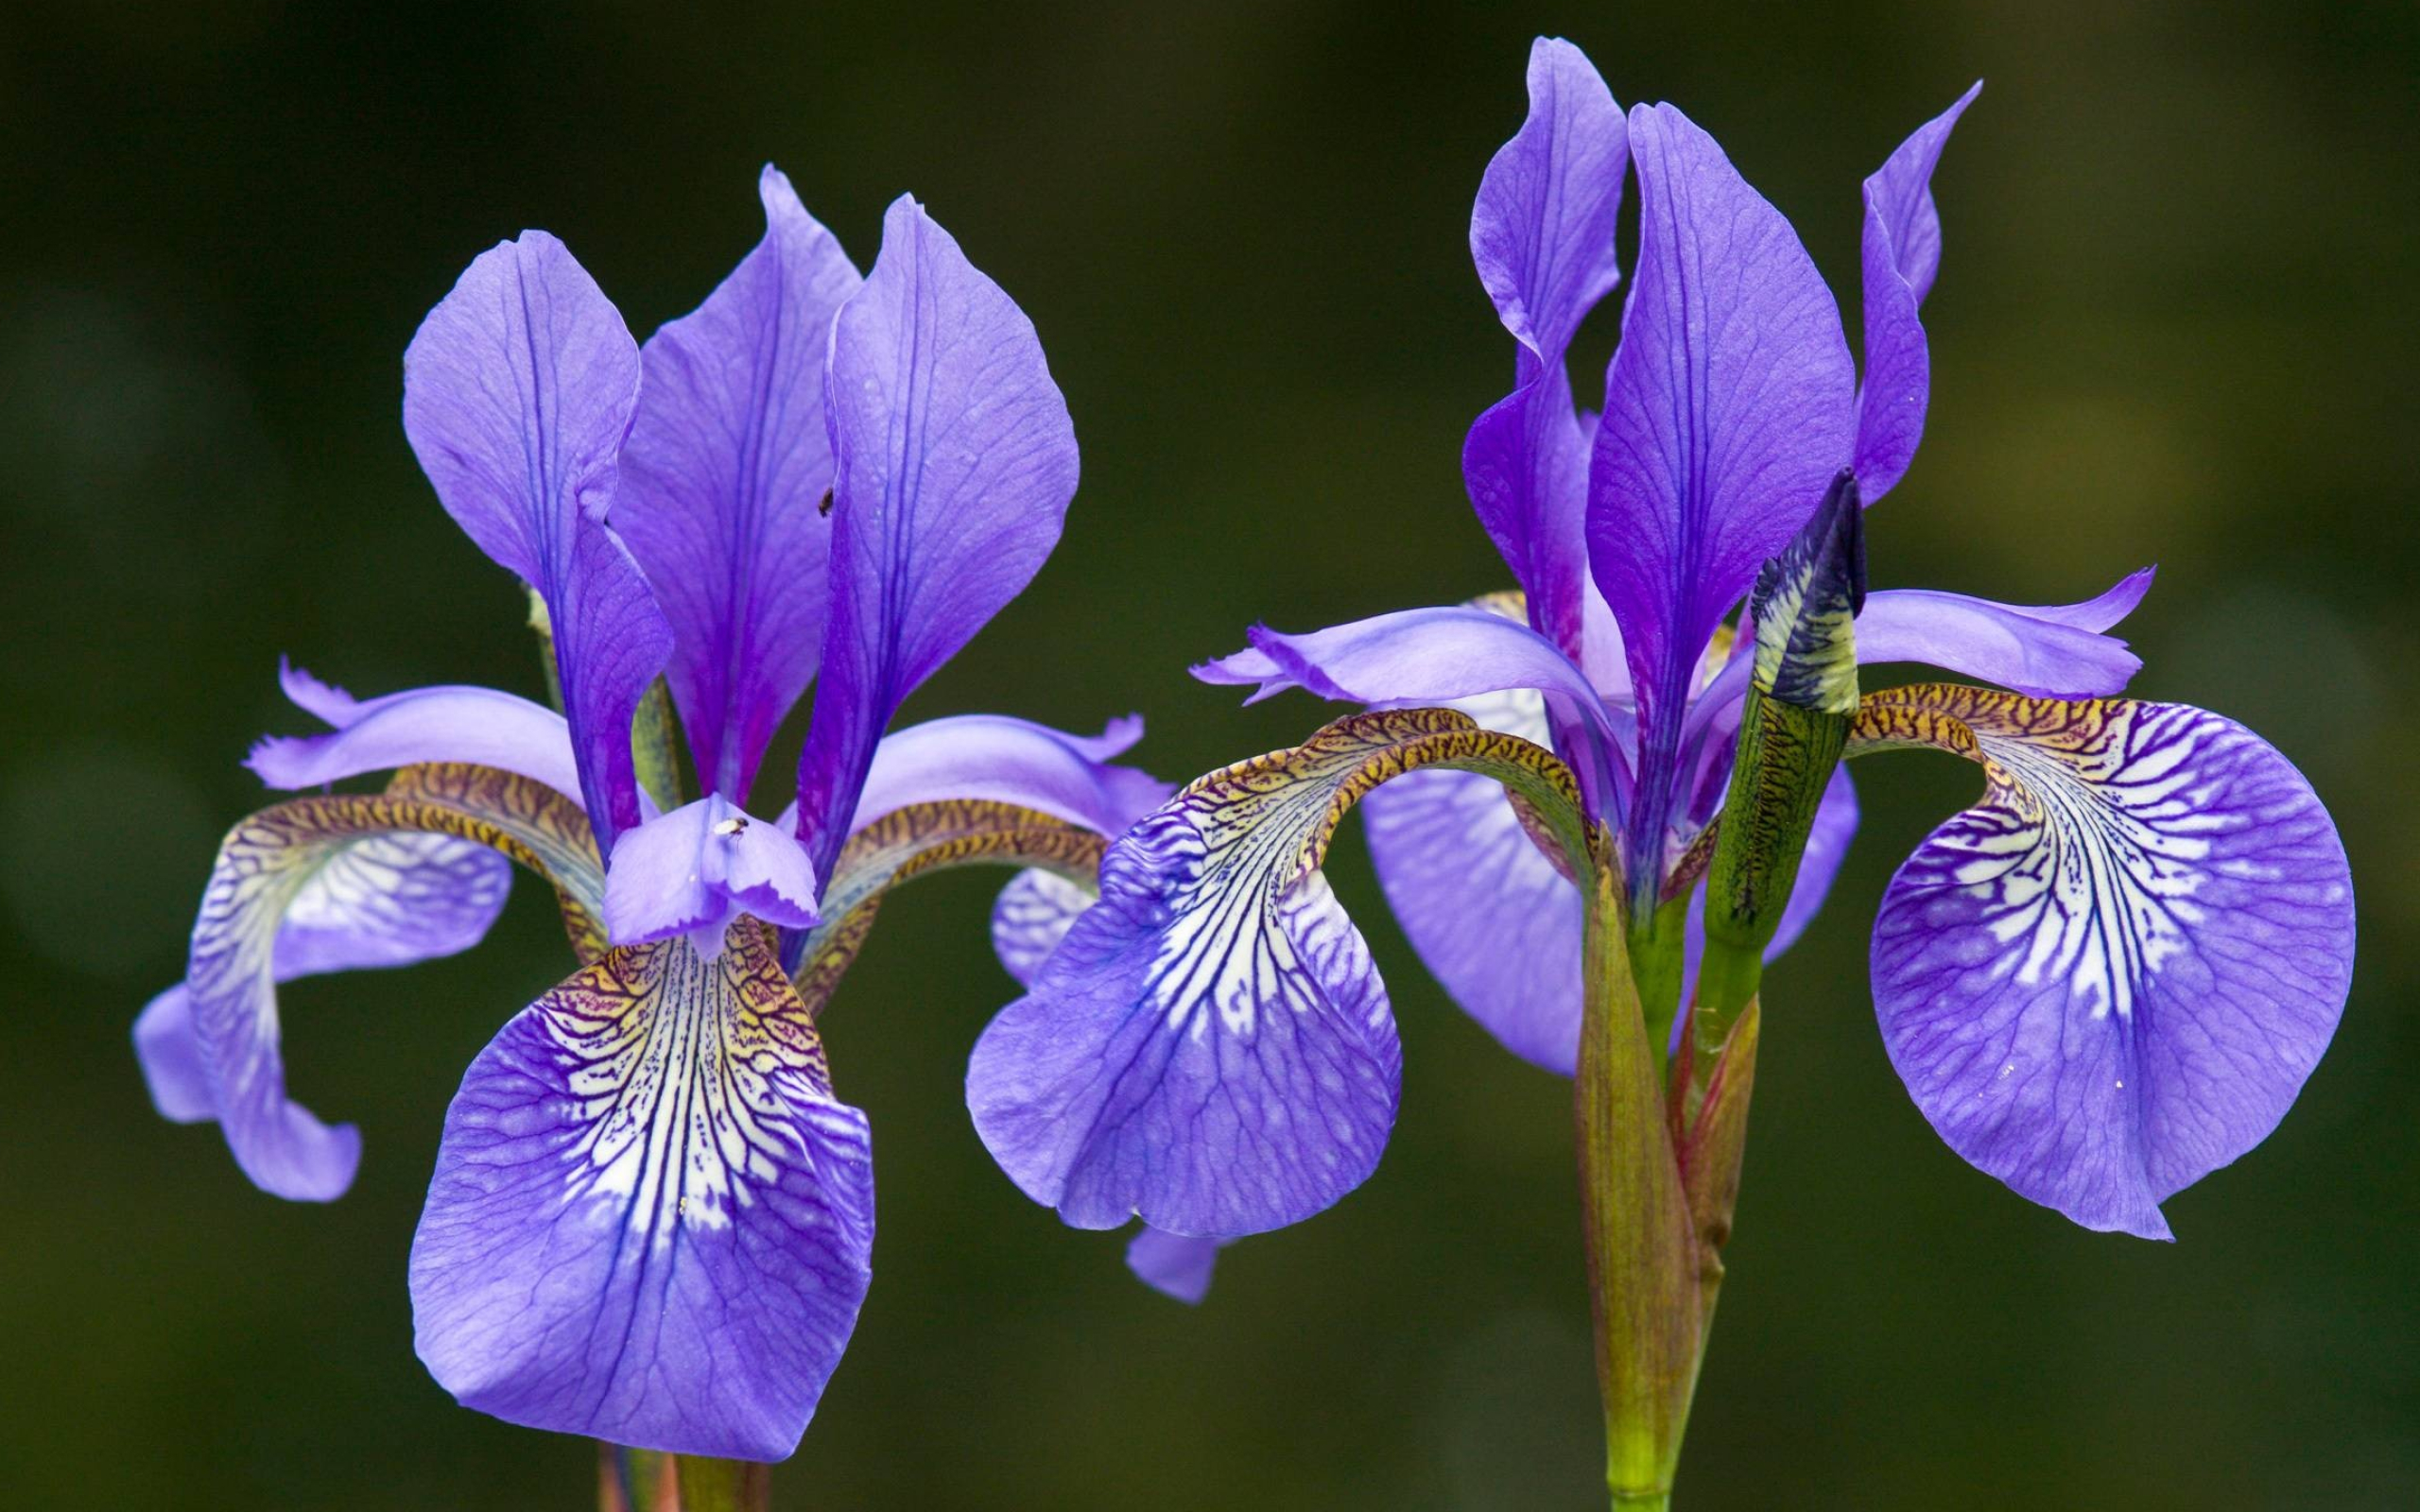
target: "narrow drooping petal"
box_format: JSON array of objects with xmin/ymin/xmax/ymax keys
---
[
  {"xmin": 989, "ymin": 867, "xmax": 1096, "ymax": 988},
  {"xmin": 1193, "ymin": 605, "xmax": 1631, "ymax": 814},
  {"xmin": 1857, "ymin": 686, "xmax": 2354, "ymax": 1238},
  {"xmin": 618, "ymin": 167, "xmax": 863, "ymax": 801},
  {"xmin": 249, "ymin": 672, "xmax": 584, "ymax": 806},
  {"xmin": 136, "ymin": 830, "xmax": 513, "ymax": 1125},
  {"xmin": 852, "ymin": 713, "xmax": 1170, "ymax": 837},
  {"xmin": 1853, "ymin": 83, "xmax": 1981, "ymax": 500},
  {"xmin": 403, "ymin": 232, "xmax": 672, "ymax": 846},
  {"xmin": 967, "ymin": 710, "xmax": 1582, "ymax": 1237},
  {"xmin": 1588, "ymin": 103, "xmax": 1856, "ymax": 875},
  {"xmin": 794, "ymin": 198, "xmax": 1080, "ymax": 877},
  {"xmin": 410, "ymin": 928, "xmax": 874, "ymax": 1460},
  {"xmin": 1463, "ymin": 37, "xmax": 1627, "ymax": 653},
  {"xmin": 1126, "ymin": 1227, "xmax": 1225, "ymax": 1305},
  {"xmin": 1362, "ymin": 686, "xmax": 1584, "ymax": 1074},
  {"xmin": 182, "ymin": 770, "xmax": 601, "ymax": 1199},
  {"xmin": 605, "ymin": 795, "xmax": 820, "ymax": 959},
  {"xmin": 1856, "ymin": 576, "xmax": 2150, "ymax": 696}
]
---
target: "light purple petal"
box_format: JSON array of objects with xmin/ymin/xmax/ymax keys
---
[
  {"xmin": 852, "ymin": 713, "xmax": 1171, "ymax": 838},
  {"xmin": 968, "ymin": 815, "xmax": 1399, "ymax": 1237},
  {"xmin": 1463, "ymin": 38, "xmax": 1627, "ymax": 652},
  {"xmin": 1858, "ymin": 574, "xmax": 2150, "ymax": 696},
  {"xmin": 1361, "ymin": 686, "xmax": 1583, "ymax": 1074},
  {"xmin": 1853, "ymin": 83, "xmax": 1981, "ymax": 501},
  {"xmin": 794, "ymin": 198, "xmax": 1079, "ymax": 877},
  {"xmin": 619, "ymin": 167, "xmax": 863, "ymax": 802},
  {"xmin": 248, "ymin": 674, "xmax": 583, "ymax": 806},
  {"xmin": 605, "ymin": 795, "xmax": 819, "ymax": 959},
  {"xmin": 1126, "ymin": 1226, "xmax": 1224, "ymax": 1305},
  {"xmin": 1588, "ymin": 103, "xmax": 1856, "ymax": 878},
  {"xmin": 990, "ymin": 867, "xmax": 1096, "ymax": 987},
  {"xmin": 411, "ymin": 932, "xmax": 874, "ymax": 1459},
  {"xmin": 182, "ymin": 820, "xmax": 515, "ymax": 1199},
  {"xmin": 134, "ymin": 986, "xmax": 216, "ymax": 1123},
  {"xmin": 403, "ymin": 232, "xmax": 672, "ymax": 847},
  {"xmin": 1868, "ymin": 693, "xmax": 2354, "ymax": 1239}
]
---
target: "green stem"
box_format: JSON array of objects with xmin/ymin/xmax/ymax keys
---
[{"xmin": 598, "ymin": 1446, "xmax": 769, "ymax": 1512}]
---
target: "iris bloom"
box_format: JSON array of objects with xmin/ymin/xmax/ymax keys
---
[
  {"xmin": 965, "ymin": 32, "xmax": 2353, "ymax": 1297},
  {"xmin": 134, "ymin": 168, "xmax": 1167, "ymax": 1461}
]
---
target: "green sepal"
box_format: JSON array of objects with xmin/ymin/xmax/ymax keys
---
[{"xmin": 631, "ymin": 677, "xmax": 685, "ymax": 815}]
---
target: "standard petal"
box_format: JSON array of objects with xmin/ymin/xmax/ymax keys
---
[
  {"xmin": 1463, "ymin": 37, "xmax": 1627, "ymax": 651},
  {"xmin": 410, "ymin": 928, "xmax": 874, "ymax": 1460},
  {"xmin": 966, "ymin": 710, "xmax": 1582, "ymax": 1237},
  {"xmin": 851, "ymin": 713, "xmax": 1172, "ymax": 838},
  {"xmin": 1857, "ymin": 576, "xmax": 2148, "ymax": 696},
  {"xmin": 1126, "ymin": 1226, "xmax": 1224, "ymax": 1305},
  {"xmin": 989, "ymin": 867, "xmax": 1095, "ymax": 988},
  {"xmin": 1858, "ymin": 686, "xmax": 2354, "ymax": 1238},
  {"xmin": 793, "ymin": 198, "xmax": 1080, "ymax": 876},
  {"xmin": 619, "ymin": 167, "xmax": 863, "ymax": 801},
  {"xmin": 403, "ymin": 232, "xmax": 672, "ymax": 847},
  {"xmin": 604, "ymin": 795, "xmax": 819, "ymax": 959},
  {"xmin": 1853, "ymin": 83, "xmax": 1981, "ymax": 500},
  {"xmin": 1588, "ymin": 103, "xmax": 1856, "ymax": 872},
  {"xmin": 180, "ymin": 771, "xmax": 602, "ymax": 1199},
  {"xmin": 248, "ymin": 673, "xmax": 584, "ymax": 807},
  {"xmin": 1361, "ymin": 686, "xmax": 1584, "ymax": 1074}
]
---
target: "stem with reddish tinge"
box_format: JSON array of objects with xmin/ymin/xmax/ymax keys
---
[{"xmin": 598, "ymin": 1447, "xmax": 769, "ymax": 1512}]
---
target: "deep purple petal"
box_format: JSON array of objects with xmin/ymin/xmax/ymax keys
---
[
  {"xmin": 990, "ymin": 867, "xmax": 1096, "ymax": 988},
  {"xmin": 851, "ymin": 713, "xmax": 1171, "ymax": 838},
  {"xmin": 1588, "ymin": 103, "xmax": 1856, "ymax": 877},
  {"xmin": 619, "ymin": 167, "xmax": 863, "ymax": 801},
  {"xmin": 1867, "ymin": 692, "xmax": 2354, "ymax": 1238},
  {"xmin": 410, "ymin": 932, "xmax": 873, "ymax": 1459},
  {"xmin": 1853, "ymin": 83, "xmax": 1981, "ymax": 501},
  {"xmin": 248, "ymin": 672, "xmax": 583, "ymax": 805},
  {"xmin": 1361, "ymin": 686, "xmax": 1583, "ymax": 1074},
  {"xmin": 604, "ymin": 795, "xmax": 819, "ymax": 958},
  {"xmin": 794, "ymin": 198, "xmax": 1079, "ymax": 877},
  {"xmin": 1126, "ymin": 1227, "xmax": 1224, "ymax": 1305},
  {"xmin": 1858, "ymin": 576, "xmax": 2148, "ymax": 696},
  {"xmin": 403, "ymin": 232, "xmax": 672, "ymax": 847},
  {"xmin": 1463, "ymin": 38, "xmax": 1627, "ymax": 651},
  {"xmin": 968, "ymin": 816, "xmax": 1399, "ymax": 1237}
]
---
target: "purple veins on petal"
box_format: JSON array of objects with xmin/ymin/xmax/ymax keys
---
[
  {"xmin": 403, "ymin": 231, "xmax": 672, "ymax": 848},
  {"xmin": 1853, "ymin": 82, "xmax": 1981, "ymax": 501},
  {"xmin": 1861, "ymin": 688, "xmax": 2354, "ymax": 1239},
  {"xmin": 989, "ymin": 867, "xmax": 1096, "ymax": 988},
  {"xmin": 851, "ymin": 713, "xmax": 1172, "ymax": 838},
  {"xmin": 618, "ymin": 165, "xmax": 863, "ymax": 803},
  {"xmin": 248, "ymin": 664, "xmax": 585, "ymax": 806},
  {"xmin": 604, "ymin": 794, "xmax": 819, "ymax": 959},
  {"xmin": 1854, "ymin": 570, "xmax": 2152, "ymax": 697},
  {"xmin": 410, "ymin": 928, "xmax": 873, "ymax": 1461},
  {"xmin": 794, "ymin": 196, "xmax": 1080, "ymax": 880}
]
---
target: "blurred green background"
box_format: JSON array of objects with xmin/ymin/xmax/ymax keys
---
[{"xmin": 3, "ymin": 1, "xmax": 2413, "ymax": 1506}]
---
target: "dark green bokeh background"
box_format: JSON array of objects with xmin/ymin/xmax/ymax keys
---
[{"xmin": 3, "ymin": 2, "xmax": 2412, "ymax": 1506}]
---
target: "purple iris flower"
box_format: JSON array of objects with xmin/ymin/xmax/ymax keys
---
[
  {"xmin": 133, "ymin": 167, "xmax": 1169, "ymax": 1460},
  {"xmin": 964, "ymin": 38, "xmax": 2352, "ymax": 1262}
]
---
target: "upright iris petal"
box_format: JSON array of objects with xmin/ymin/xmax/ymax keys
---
[
  {"xmin": 618, "ymin": 166, "xmax": 863, "ymax": 803},
  {"xmin": 1853, "ymin": 83, "xmax": 1982, "ymax": 499},
  {"xmin": 403, "ymin": 233, "xmax": 674, "ymax": 847},
  {"xmin": 794, "ymin": 198, "xmax": 1080, "ymax": 877}
]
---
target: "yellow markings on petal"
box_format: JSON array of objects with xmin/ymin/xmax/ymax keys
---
[{"xmin": 380, "ymin": 763, "xmax": 608, "ymax": 959}]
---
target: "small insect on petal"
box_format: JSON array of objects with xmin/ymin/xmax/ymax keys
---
[{"xmin": 712, "ymin": 816, "xmax": 750, "ymax": 837}]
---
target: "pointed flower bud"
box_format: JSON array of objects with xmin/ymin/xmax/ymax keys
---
[{"xmin": 1749, "ymin": 470, "xmax": 1865, "ymax": 713}]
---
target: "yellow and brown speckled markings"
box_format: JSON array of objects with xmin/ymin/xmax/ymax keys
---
[
  {"xmin": 791, "ymin": 799, "xmax": 1108, "ymax": 1019},
  {"xmin": 377, "ymin": 763, "xmax": 608, "ymax": 955}
]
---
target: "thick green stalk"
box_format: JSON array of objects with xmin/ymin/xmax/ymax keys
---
[{"xmin": 598, "ymin": 1448, "xmax": 769, "ymax": 1512}]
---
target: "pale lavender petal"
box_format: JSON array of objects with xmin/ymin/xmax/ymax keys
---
[
  {"xmin": 990, "ymin": 867, "xmax": 1095, "ymax": 987},
  {"xmin": 619, "ymin": 166, "xmax": 862, "ymax": 800},
  {"xmin": 1868, "ymin": 693, "xmax": 2354, "ymax": 1238},
  {"xmin": 1988, "ymin": 566, "xmax": 2156, "ymax": 632},
  {"xmin": 605, "ymin": 795, "xmax": 818, "ymax": 959},
  {"xmin": 1361, "ymin": 686, "xmax": 1583, "ymax": 1074},
  {"xmin": 852, "ymin": 713, "xmax": 1171, "ymax": 837},
  {"xmin": 411, "ymin": 932, "xmax": 873, "ymax": 1459},
  {"xmin": 134, "ymin": 986, "xmax": 215, "ymax": 1123},
  {"xmin": 1127, "ymin": 1226, "xmax": 1224, "ymax": 1305},
  {"xmin": 248, "ymin": 676, "xmax": 583, "ymax": 806},
  {"xmin": 276, "ymin": 658, "xmax": 361, "ymax": 725},
  {"xmin": 794, "ymin": 198, "xmax": 1079, "ymax": 877},
  {"xmin": 1588, "ymin": 103, "xmax": 1856, "ymax": 875},
  {"xmin": 969, "ymin": 816, "xmax": 1399, "ymax": 1236},
  {"xmin": 403, "ymin": 232, "xmax": 672, "ymax": 847},
  {"xmin": 1853, "ymin": 83, "xmax": 1981, "ymax": 501},
  {"xmin": 1858, "ymin": 575, "xmax": 2149, "ymax": 696},
  {"xmin": 1463, "ymin": 37, "xmax": 1627, "ymax": 652}
]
